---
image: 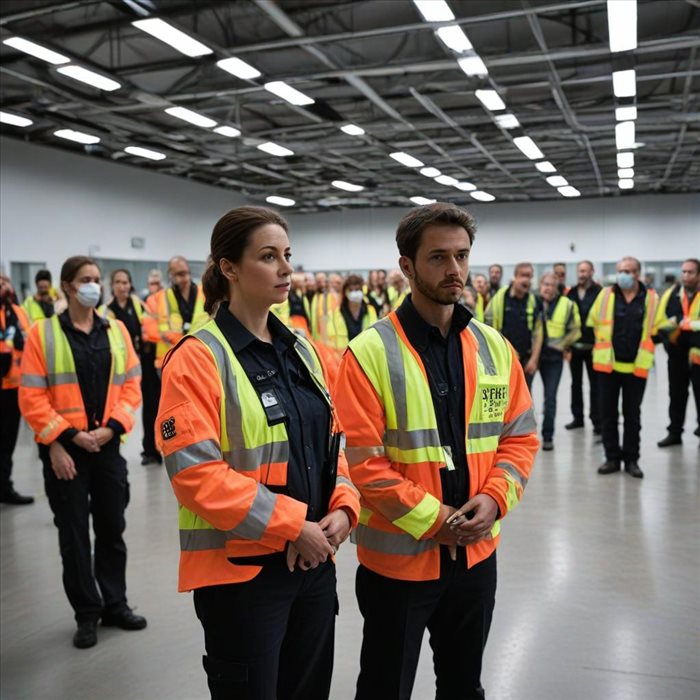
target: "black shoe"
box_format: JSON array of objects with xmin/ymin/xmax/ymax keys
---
[
  {"xmin": 625, "ymin": 461, "xmax": 644, "ymax": 478},
  {"xmin": 0, "ymin": 488, "xmax": 35, "ymax": 505},
  {"xmin": 657, "ymin": 434, "xmax": 682, "ymax": 448},
  {"xmin": 102, "ymin": 607, "xmax": 147, "ymax": 631},
  {"xmin": 597, "ymin": 460, "xmax": 621, "ymax": 475},
  {"xmin": 542, "ymin": 441, "xmax": 554, "ymax": 451},
  {"xmin": 73, "ymin": 621, "xmax": 98, "ymax": 649},
  {"xmin": 565, "ymin": 420, "xmax": 584, "ymax": 430},
  {"xmin": 140, "ymin": 454, "xmax": 162, "ymax": 466},
  {"xmin": 593, "ymin": 427, "xmax": 602, "ymax": 435}
]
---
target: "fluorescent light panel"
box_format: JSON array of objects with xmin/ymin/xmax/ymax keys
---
[
  {"xmin": 264, "ymin": 81, "xmax": 314, "ymax": 106},
  {"xmin": 455, "ymin": 182, "xmax": 476, "ymax": 192},
  {"xmin": 458, "ymin": 54, "xmax": 488, "ymax": 77},
  {"xmin": 258, "ymin": 142, "xmax": 294, "ymax": 157},
  {"xmin": 132, "ymin": 18, "xmax": 212, "ymax": 57},
  {"xmin": 474, "ymin": 89, "xmax": 505, "ymax": 111},
  {"xmin": 57, "ymin": 65, "xmax": 121, "ymax": 91},
  {"xmin": 535, "ymin": 161, "xmax": 556, "ymax": 173},
  {"xmin": 618, "ymin": 168, "xmax": 634, "ymax": 178},
  {"xmin": 213, "ymin": 126, "xmax": 241, "ymax": 137},
  {"xmin": 390, "ymin": 152, "xmax": 424, "ymax": 168},
  {"xmin": 558, "ymin": 186, "xmax": 581, "ymax": 198},
  {"xmin": 124, "ymin": 145, "xmax": 166, "ymax": 161},
  {"xmin": 617, "ymin": 152, "xmax": 634, "ymax": 168},
  {"xmin": 615, "ymin": 120, "xmax": 635, "ymax": 150},
  {"xmin": 165, "ymin": 106, "xmax": 217, "ymax": 128},
  {"xmin": 470, "ymin": 191, "xmax": 495, "ymax": 202},
  {"xmin": 618, "ymin": 178, "xmax": 634, "ymax": 190},
  {"xmin": 54, "ymin": 128, "xmax": 100, "ymax": 145},
  {"xmin": 266, "ymin": 195, "xmax": 295, "ymax": 207},
  {"xmin": 420, "ymin": 167, "xmax": 441, "ymax": 177},
  {"xmin": 546, "ymin": 175, "xmax": 568, "ymax": 187},
  {"xmin": 435, "ymin": 175, "xmax": 458, "ymax": 186},
  {"xmin": 410, "ymin": 196, "xmax": 436, "ymax": 205},
  {"xmin": 436, "ymin": 25, "xmax": 472, "ymax": 53},
  {"xmin": 607, "ymin": 0, "xmax": 637, "ymax": 53},
  {"xmin": 0, "ymin": 110, "xmax": 33, "ymax": 127},
  {"xmin": 413, "ymin": 0, "xmax": 454, "ymax": 22},
  {"xmin": 494, "ymin": 113, "xmax": 520, "ymax": 129},
  {"xmin": 513, "ymin": 136, "xmax": 544, "ymax": 160},
  {"xmin": 612, "ymin": 69, "xmax": 636, "ymax": 98},
  {"xmin": 3, "ymin": 36, "xmax": 69, "ymax": 64},
  {"xmin": 332, "ymin": 180, "xmax": 364, "ymax": 192},
  {"xmin": 340, "ymin": 124, "xmax": 365, "ymax": 136},
  {"xmin": 615, "ymin": 105, "xmax": 637, "ymax": 121},
  {"xmin": 216, "ymin": 56, "xmax": 261, "ymax": 80}
]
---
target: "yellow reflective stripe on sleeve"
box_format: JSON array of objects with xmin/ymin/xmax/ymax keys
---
[
  {"xmin": 391, "ymin": 491, "xmax": 440, "ymax": 540},
  {"xmin": 358, "ymin": 507, "xmax": 372, "ymax": 526},
  {"xmin": 466, "ymin": 435, "xmax": 500, "ymax": 454}
]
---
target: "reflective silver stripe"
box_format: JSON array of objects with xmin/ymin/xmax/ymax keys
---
[
  {"xmin": 57, "ymin": 407, "xmax": 83, "ymax": 415},
  {"xmin": 125, "ymin": 365, "xmax": 142, "ymax": 379},
  {"xmin": 165, "ymin": 438, "xmax": 222, "ymax": 479},
  {"xmin": 353, "ymin": 523, "xmax": 437, "ymax": 555},
  {"xmin": 45, "ymin": 319, "xmax": 56, "ymax": 377},
  {"xmin": 495, "ymin": 461, "xmax": 528, "ymax": 489},
  {"xmin": 363, "ymin": 479, "xmax": 402, "ymax": 489},
  {"xmin": 335, "ymin": 474, "xmax": 359, "ymax": 493},
  {"xmin": 345, "ymin": 445, "xmax": 385, "ymax": 465},
  {"xmin": 468, "ymin": 421, "xmax": 504, "ymax": 439},
  {"xmin": 294, "ymin": 340, "xmax": 315, "ymax": 371},
  {"xmin": 501, "ymin": 407, "xmax": 537, "ymax": 438},
  {"xmin": 373, "ymin": 319, "xmax": 408, "ymax": 429},
  {"xmin": 223, "ymin": 441, "xmax": 289, "ymax": 472},
  {"xmin": 112, "ymin": 373, "xmax": 126, "ymax": 386},
  {"xmin": 47, "ymin": 372, "xmax": 78, "ymax": 386},
  {"xmin": 384, "ymin": 427, "xmax": 441, "ymax": 451},
  {"xmin": 20, "ymin": 374, "xmax": 48, "ymax": 388},
  {"xmin": 469, "ymin": 323, "xmax": 496, "ymax": 375},
  {"xmin": 180, "ymin": 528, "xmax": 226, "ymax": 551},
  {"xmin": 225, "ymin": 485, "xmax": 277, "ymax": 541}
]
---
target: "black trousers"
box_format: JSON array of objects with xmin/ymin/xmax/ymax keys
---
[
  {"xmin": 519, "ymin": 354, "xmax": 534, "ymax": 392},
  {"xmin": 598, "ymin": 370, "xmax": 647, "ymax": 463},
  {"xmin": 0, "ymin": 388, "xmax": 21, "ymax": 494},
  {"xmin": 569, "ymin": 348, "xmax": 600, "ymax": 429},
  {"xmin": 355, "ymin": 548, "xmax": 497, "ymax": 700},
  {"xmin": 40, "ymin": 439, "xmax": 130, "ymax": 623},
  {"xmin": 140, "ymin": 345, "xmax": 161, "ymax": 457},
  {"xmin": 666, "ymin": 344, "xmax": 700, "ymax": 437},
  {"xmin": 193, "ymin": 556, "xmax": 337, "ymax": 700}
]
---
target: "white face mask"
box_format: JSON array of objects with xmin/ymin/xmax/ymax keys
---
[
  {"xmin": 346, "ymin": 290, "xmax": 364, "ymax": 303},
  {"xmin": 76, "ymin": 282, "xmax": 101, "ymax": 308}
]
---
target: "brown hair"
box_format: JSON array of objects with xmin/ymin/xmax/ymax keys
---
[
  {"xmin": 342, "ymin": 274, "xmax": 364, "ymax": 297},
  {"xmin": 513, "ymin": 262, "xmax": 534, "ymax": 277},
  {"xmin": 110, "ymin": 268, "xmax": 133, "ymax": 290},
  {"xmin": 60, "ymin": 256, "xmax": 100, "ymax": 292},
  {"xmin": 396, "ymin": 202, "xmax": 476, "ymax": 261},
  {"xmin": 202, "ymin": 206, "xmax": 289, "ymax": 314},
  {"xmin": 683, "ymin": 258, "xmax": 700, "ymax": 273}
]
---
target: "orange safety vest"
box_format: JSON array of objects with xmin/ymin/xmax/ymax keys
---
[
  {"xmin": 0, "ymin": 304, "xmax": 30, "ymax": 390},
  {"xmin": 18, "ymin": 313, "xmax": 142, "ymax": 444}
]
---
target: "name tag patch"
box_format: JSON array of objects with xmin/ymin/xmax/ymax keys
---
[
  {"xmin": 481, "ymin": 385, "xmax": 508, "ymax": 420},
  {"xmin": 161, "ymin": 416, "xmax": 176, "ymax": 440}
]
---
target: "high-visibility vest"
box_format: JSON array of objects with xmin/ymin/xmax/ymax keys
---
[
  {"xmin": 1, "ymin": 304, "xmax": 30, "ymax": 390},
  {"xmin": 473, "ymin": 292, "xmax": 485, "ymax": 323},
  {"xmin": 485, "ymin": 286, "xmax": 536, "ymax": 332},
  {"xmin": 542, "ymin": 295, "xmax": 581, "ymax": 351},
  {"xmin": 310, "ymin": 291, "xmax": 339, "ymax": 342},
  {"xmin": 336, "ymin": 312, "xmax": 538, "ymax": 581},
  {"xmin": 387, "ymin": 286, "xmax": 408, "ymax": 310},
  {"xmin": 18, "ymin": 314, "xmax": 141, "ymax": 444},
  {"xmin": 100, "ymin": 294, "xmax": 145, "ymax": 323},
  {"xmin": 271, "ymin": 294, "xmax": 312, "ymax": 336},
  {"xmin": 158, "ymin": 317, "xmax": 360, "ymax": 591},
  {"xmin": 327, "ymin": 305, "xmax": 378, "ymax": 353},
  {"xmin": 22, "ymin": 296, "xmax": 53, "ymax": 324},
  {"xmin": 655, "ymin": 284, "xmax": 700, "ymax": 333},
  {"xmin": 153, "ymin": 286, "xmax": 209, "ymax": 368},
  {"xmin": 588, "ymin": 286, "xmax": 659, "ymax": 378}
]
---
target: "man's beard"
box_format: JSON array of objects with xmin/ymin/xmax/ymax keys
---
[{"xmin": 413, "ymin": 270, "xmax": 463, "ymax": 306}]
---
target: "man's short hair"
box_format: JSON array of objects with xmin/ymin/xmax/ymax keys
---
[
  {"xmin": 513, "ymin": 262, "xmax": 534, "ymax": 277},
  {"xmin": 489, "ymin": 264, "xmax": 503, "ymax": 274},
  {"xmin": 578, "ymin": 260, "xmax": 594, "ymax": 271},
  {"xmin": 35, "ymin": 269, "xmax": 52, "ymax": 285},
  {"xmin": 683, "ymin": 258, "xmax": 700, "ymax": 273},
  {"xmin": 396, "ymin": 202, "xmax": 476, "ymax": 261},
  {"xmin": 620, "ymin": 256, "xmax": 641, "ymax": 273}
]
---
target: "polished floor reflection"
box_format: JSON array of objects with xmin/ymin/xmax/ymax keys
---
[{"xmin": 1, "ymin": 365, "xmax": 698, "ymax": 699}]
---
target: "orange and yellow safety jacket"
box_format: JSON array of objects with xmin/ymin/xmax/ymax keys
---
[
  {"xmin": 587, "ymin": 285, "xmax": 659, "ymax": 378},
  {"xmin": 655, "ymin": 284, "xmax": 700, "ymax": 366},
  {"xmin": 334, "ymin": 311, "xmax": 539, "ymax": 582},
  {"xmin": 157, "ymin": 316, "xmax": 360, "ymax": 592},
  {"xmin": 326, "ymin": 304, "xmax": 378, "ymax": 354},
  {"xmin": 1, "ymin": 304, "xmax": 30, "ymax": 390},
  {"xmin": 310, "ymin": 290, "xmax": 340, "ymax": 342},
  {"xmin": 18, "ymin": 313, "xmax": 141, "ymax": 444}
]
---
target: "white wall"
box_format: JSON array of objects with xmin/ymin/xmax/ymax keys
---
[{"xmin": 2, "ymin": 136, "xmax": 698, "ymax": 281}]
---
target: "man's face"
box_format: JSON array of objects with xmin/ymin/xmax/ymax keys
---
[
  {"xmin": 329, "ymin": 274, "xmax": 343, "ymax": 293},
  {"xmin": 473, "ymin": 275, "xmax": 488, "ymax": 295},
  {"xmin": 512, "ymin": 267, "xmax": 533, "ymax": 295},
  {"xmin": 616, "ymin": 259, "xmax": 640, "ymax": 281},
  {"xmin": 315, "ymin": 272, "xmax": 327, "ymax": 291},
  {"xmin": 169, "ymin": 259, "xmax": 191, "ymax": 292},
  {"xmin": 554, "ymin": 265, "xmax": 566, "ymax": 283},
  {"xmin": 291, "ymin": 272, "xmax": 305, "ymax": 292},
  {"xmin": 36, "ymin": 280, "xmax": 52, "ymax": 298},
  {"xmin": 577, "ymin": 263, "xmax": 593, "ymax": 286},
  {"xmin": 402, "ymin": 225, "xmax": 471, "ymax": 306},
  {"xmin": 681, "ymin": 262, "xmax": 699, "ymax": 290},
  {"xmin": 489, "ymin": 265, "xmax": 502, "ymax": 285},
  {"xmin": 540, "ymin": 275, "xmax": 557, "ymax": 301}
]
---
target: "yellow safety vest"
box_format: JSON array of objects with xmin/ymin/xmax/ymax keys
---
[
  {"xmin": 542, "ymin": 295, "xmax": 581, "ymax": 351},
  {"xmin": 22, "ymin": 296, "xmax": 53, "ymax": 324},
  {"xmin": 327, "ymin": 305, "xmax": 378, "ymax": 351},
  {"xmin": 155, "ymin": 286, "xmax": 208, "ymax": 365},
  {"xmin": 485, "ymin": 286, "xmax": 536, "ymax": 332}
]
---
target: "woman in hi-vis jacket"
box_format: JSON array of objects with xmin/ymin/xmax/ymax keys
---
[{"xmin": 157, "ymin": 206, "xmax": 360, "ymax": 700}]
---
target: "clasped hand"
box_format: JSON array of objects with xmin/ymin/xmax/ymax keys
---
[{"xmin": 286, "ymin": 509, "xmax": 352, "ymax": 572}]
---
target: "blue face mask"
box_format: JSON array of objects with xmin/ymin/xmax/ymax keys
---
[{"xmin": 616, "ymin": 272, "xmax": 635, "ymax": 290}]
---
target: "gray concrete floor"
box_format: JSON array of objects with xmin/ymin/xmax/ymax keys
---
[{"xmin": 1, "ymin": 365, "xmax": 699, "ymax": 700}]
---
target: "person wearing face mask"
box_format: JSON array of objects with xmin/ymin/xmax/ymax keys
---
[
  {"xmin": 156, "ymin": 206, "xmax": 360, "ymax": 699},
  {"xmin": 0, "ymin": 274, "xmax": 34, "ymax": 505},
  {"xmin": 18, "ymin": 256, "xmax": 146, "ymax": 649},
  {"xmin": 326, "ymin": 275, "xmax": 378, "ymax": 355},
  {"xmin": 654, "ymin": 258, "xmax": 700, "ymax": 447},
  {"xmin": 587, "ymin": 256, "xmax": 660, "ymax": 479},
  {"xmin": 22, "ymin": 269, "xmax": 56, "ymax": 324},
  {"xmin": 565, "ymin": 261, "xmax": 602, "ymax": 434}
]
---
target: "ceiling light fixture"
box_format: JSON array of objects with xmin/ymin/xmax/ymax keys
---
[
  {"xmin": 513, "ymin": 136, "xmax": 544, "ymax": 160},
  {"xmin": 617, "ymin": 152, "xmax": 634, "ymax": 168},
  {"xmin": 546, "ymin": 175, "xmax": 568, "ymax": 187},
  {"xmin": 474, "ymin": 89, "xmax": 505, "ymax": 111},
  {"xmin": 612, "ymin": 69, "xmax": 636, "ymax": 98},
  {"xmin": 2, "ymin": 36, "xmax": 69, "ymax": 64},
  {"xmin": 455, "ymin": 181, "xmax": 476, "ymax": 192},
  {"xmin": 332, "ymin": 180, "xmax": 364, "ymax": 192},
  {"xmin": 470, "ymin": 191, "xmax": 495, "ymax": 202},
  {"xmin": 436, "ymin": 25, "xmax": 473, "ymax": 53},
  {"xmin": 413, "ymin": 0, "xmax": 455, "ymax": 22},
  {"xmin": 420, "ymin": 167, "xmax": 441, "ymax": 177},
  {"xmin": 213, "ymin": 125, "xmax": 241, "ymax": 137},
  {"xmin": 164, "ymin": 106, "xmax": 217, "ymax": 128},
  {"xmin": 494, "ymin": 113, "xmax": 520, "ymax": 129},
  {"xmin": 132, "ymin": 18, "xmax": 213, "ymax": 57},
  {"xmin": 615, "ymin": 121, "xmax": 635, "ymax": 150},
  {"xmin": 216, "ymin": 56, "xmax": 261, "ymax": 80},
  {"xmin": 390, "ymin": 152, "xmax": 424, "ymax": 168},
  {"xmin": 0, "ymin": 110, "xmax": 33, "ymax": 127},
  {"xmin": 458, "ymin": 54, "xmax": 488, "ymax": 77},
  {"xmin": 124, "ymin": 145, "xmax": 166, "ymax": 161},
  {"xmin": 615, "ymin": 105, "xmax": 637, "ymax": 121},
  {"xmin": 618, "ymin": 168, "xmax": 634, "ymax": 178},
  {"xmin": 264, "ymin": 81, "xmax": 314, "ymax": 106},
  {"xmin": 57, "ymin": 65, "xmax": 121, "ymax": 91},
  {"xmin": 410, "ymin": 196, "xmax": 437, "ymax": 205},
  {"xmin": 53, "ymin": 128, "xmax": 100, "ymax": 145},
  {"xmin": 340, "ymin": 124, "xmax": 365, "ymax": 136},
  {"xmin": 435, "ymin": 175, "xmax": 458, "ymax": 186},
  {"xmin": 258, "ymin": 142, "xmax": 294, "ymax": 157},
  {"xmin": 535, "ymin": 161, "xmax": 557, "ymax": 173},
  {"xmin": 607, "ymin": 0, "xmax": 637, "ymax": 53},
  {"xmin": 618, "ymin": 178, "xmax": 634, "ymax": 190},
  {"xmin": 558, "ymin": 186, "xmax": 581, "ymax": 198},
  {"xmin": 266, "ymin": 195, "xmax": 295, "ymax": 207}
]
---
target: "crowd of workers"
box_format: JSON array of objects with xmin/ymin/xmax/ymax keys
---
[{"xmin": 0, "ymin": 201, "xmax": 698, "ymax": 699}]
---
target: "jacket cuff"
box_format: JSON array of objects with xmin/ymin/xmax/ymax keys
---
[
  {"xmin": 56, "ymin": 428, "xmax": 78, "ymax": 448},
  {"xmin": 107, "ymin": 418, "xmax": 125, "ymax": 436}
]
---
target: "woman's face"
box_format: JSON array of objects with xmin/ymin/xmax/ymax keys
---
[
  {"xmin": 65, "ymin": 264, "xmax": 101, "ymax": 301},
  {"xmin": 112, "ymin": 272, "xmax": 131, "ymax": 301},
  {"xmin": 228, "ymin": 224, "xmax": 293, "ymax": 308}
]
